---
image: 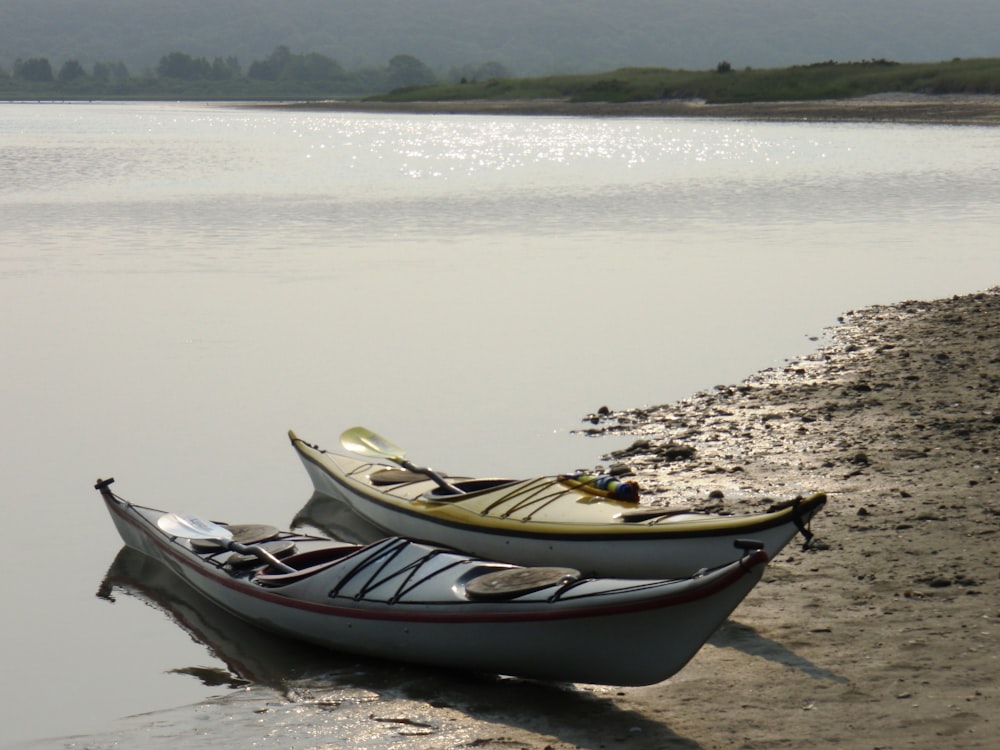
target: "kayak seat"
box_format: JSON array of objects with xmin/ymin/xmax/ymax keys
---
[
  {"xmin": 369, "ymin": 470, "xmax": 517, "ymax": 495},
  {"xmin": 226, "ymin": 539, "xmax": 298, "ymax": 568},
  {"xmin": 434, "ymin": 478, "xmax": 518, "ymax": 494},
  {"xmin": 614, "ymin": 507, "xmax": 701, "ymax": 523},
  {"xmin": 253, "ymin": 545, "xmax": 360, "ymax": 586},
  {"xmin": 278, "ymin": 545, "xmax": 361, "ymax": 570},
  {"xmin": 370, "ymin": 468, "xmax": 434, "ymax": 485}
]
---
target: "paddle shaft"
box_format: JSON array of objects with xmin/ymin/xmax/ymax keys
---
[
  {"xmin": 225, "ymin": 539, "xmax": 296, "ymax": 573},
  {"xmin": 399, "ymin": 459, "xmax": 463, "ymax": 495},
  {"xmin": 338, "ymin": 426, "xmax": 464, "ymax": 495}
]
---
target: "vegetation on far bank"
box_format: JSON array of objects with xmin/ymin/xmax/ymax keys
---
[
  {"xmin": 376, "ymin": 57, "xmax": 1000, "ymax": 104},
  {"xmin": 0, "ymin": 46, "xmax": 466, "ymax": 101},
  {"xmin": 2, "ymin": 51, "xmax": 998, "ymax": 103}
]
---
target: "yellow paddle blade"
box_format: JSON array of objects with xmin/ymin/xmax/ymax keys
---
[{"xmin": 340, "ymin": 426, "xmax": 406, "ymax": 464}]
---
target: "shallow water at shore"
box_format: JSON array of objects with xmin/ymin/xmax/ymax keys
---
[
  {"xmin": 2, "ymin": 101, "xmax": 999, "ymax": 748},
  {"xmin": 281, "ymin": 92, "xmax": 1000, "ymax": 126}
]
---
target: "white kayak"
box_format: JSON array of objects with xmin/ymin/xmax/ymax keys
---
[
  {"xmin": 96, "ymin": 477, "xmax": 770, "ymax": 686},
  {"xmin": 289, "ymin": 428, "xmax": 825, "ymax": 579}
]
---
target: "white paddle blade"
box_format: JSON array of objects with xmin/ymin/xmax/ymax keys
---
[
  {"xmin": 340, "ymin": 426, "xmax": 406, "ymax": 463},
  {"xmin": 157, "ymin": 512, "xmax": 233, "ymax": 542}
]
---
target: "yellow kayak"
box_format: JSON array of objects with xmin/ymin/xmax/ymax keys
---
[{"xmin": 289, "ymin": 428, "xmax": 825, "ymax": 579}]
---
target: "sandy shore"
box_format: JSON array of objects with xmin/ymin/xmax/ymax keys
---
[
  {"xmin": 275, "ymin": 94, "xmax": 1000, "ymax": 126},
  {"xmin": 553, "ymin": 287, "xmax": 998, "ymax": 749}
]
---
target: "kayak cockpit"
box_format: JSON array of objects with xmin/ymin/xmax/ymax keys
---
[
  {"xmin": 367, "ymin": 467, "xmax": 520, "ymax": 499},
  {"xmin": 254, "ymin": 544, "xmax": 362, "ymax": 586},
  {"xmin": 424, "ymin": 477, "xmax": 519, "ymax": 497}
]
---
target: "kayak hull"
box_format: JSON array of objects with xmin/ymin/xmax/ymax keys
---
[
  {"xmin": 290, "ymin": 431, "xmax": 825, "ymax": 579},
  {"xmin": 97, "ymin": 478, "xmax": 769, "ymax": 686}
]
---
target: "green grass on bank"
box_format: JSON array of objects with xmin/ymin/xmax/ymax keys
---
[
  {"xmin": 374, "ymin": 57, "xmax": 1000, "ymax": 104},
  {"xmin": 3, "ymin": 57, "xmax": 998, "ymax": 103}
]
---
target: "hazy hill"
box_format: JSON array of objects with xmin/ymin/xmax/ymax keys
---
[{"xmin": 4, "ymin": 0, "xmax": 1000, "ymax": 76}]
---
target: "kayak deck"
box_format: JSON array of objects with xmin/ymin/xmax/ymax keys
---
[{"xmin": 316, "ymin": 447, "xmax": 825, "ymax": 537}]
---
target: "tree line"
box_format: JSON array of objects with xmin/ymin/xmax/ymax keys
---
[{"xmin": 1, "ymin": 45, "xmax": 512, "ymax": 99}]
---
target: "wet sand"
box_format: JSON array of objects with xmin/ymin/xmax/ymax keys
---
[{"xmin": 275, "ymin": 94, "xmax": 1000, "ymax": 126}]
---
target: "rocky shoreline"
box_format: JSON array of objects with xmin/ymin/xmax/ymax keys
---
[{"xmin": 567, "ymin": 288, "xmax": 999, "ymax": 749}]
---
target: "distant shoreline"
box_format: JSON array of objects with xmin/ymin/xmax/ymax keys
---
[{"xmin": 259, "ymin": 93, "xmax": 1000, "ymax": 125}]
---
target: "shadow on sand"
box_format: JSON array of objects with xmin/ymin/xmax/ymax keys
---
[{"xmin": 709, "ymin": 619, "xmax": 847, "ymax": 683}]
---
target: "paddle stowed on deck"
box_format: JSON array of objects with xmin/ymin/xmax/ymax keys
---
[
  {"xmin": 156, "ymin": 512, "xmax": 297, "ymax": 573},
  {"xmin": 287, "ymin": 427, "xmax": 827, "ymax": 580}
]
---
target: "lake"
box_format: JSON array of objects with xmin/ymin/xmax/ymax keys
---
[{"xmin": 1, "ymin": 101, "xmax": 998, "ymax": 747}]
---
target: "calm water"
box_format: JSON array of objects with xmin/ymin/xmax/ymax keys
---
[{"xmin": 2, "ymin": 101, "xmax": 998, "ymax": 747}]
